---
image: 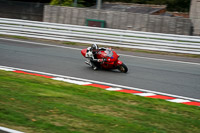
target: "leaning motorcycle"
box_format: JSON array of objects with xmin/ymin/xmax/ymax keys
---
[{"xmin": 81, "ymin": 48, "xmax": 128, "ymax": 73}]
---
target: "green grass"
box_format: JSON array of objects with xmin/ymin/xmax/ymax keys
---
[
  {"xmin": 0, "ymin": 70, "xmax": 200, "ymax": 133},
  {"xmin": 63, "ymin": 41, "xmax": 89, "ymax": 46},
  {"xmin": 0, "ymin": 34, "xmax": 29, "ymax": 40}
]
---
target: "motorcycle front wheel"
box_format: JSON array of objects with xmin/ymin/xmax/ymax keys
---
[{"xmin": 118, "ymin": 63, "xmax": 128, "ymax": 73}]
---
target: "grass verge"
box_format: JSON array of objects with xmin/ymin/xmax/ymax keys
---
[
  {"xmin": 0, "ymin": 70, "xmax": 200, "ymax": 133},
  {"xmin": 1, "ymin": 34, "xmax": 200, "ymax": 58}
]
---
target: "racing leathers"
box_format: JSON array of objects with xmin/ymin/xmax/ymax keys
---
[{"xmin": 85, "ymin": 47, "xmax": 106, "ymax": 70}]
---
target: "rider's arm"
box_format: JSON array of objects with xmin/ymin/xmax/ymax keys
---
[
  {"xmin": 86, "ymin": 47, "xmax": 106, "ymax": 62},
  {"xmin": 85, "ymin": 50, "xmax": 99, "ymax": 62},
  {"xmin": 85, "ymin": 47, "xmax": 92, "ymax": 58},
  {"xmin": 90, "ymin": 56, "xmax": 99, "ymax": 62},
  {"xmin": 91, "ymin": 57, "xmax": 107, "ymax": 62},
  {"xmin": 99, "ymin": 47, "xmax": 106, "ymax": 51}
]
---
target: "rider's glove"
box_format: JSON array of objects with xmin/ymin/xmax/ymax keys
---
[
  {"xmin": 98, "ymin": 59, "xmax": 103, "ymax": 62},
  {"xmin": 98, "ymin": 59, "xmax": 107, "ymax": 62}
]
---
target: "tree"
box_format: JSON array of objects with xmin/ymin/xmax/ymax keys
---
[
  {"xmin": 82, "ymin": 0, "xmax": 96, "ymax": 7},
  {"xmin": 103, "ymin": 0, "xmax": 190, "ymax": 12},
  {"xmin": 50, "ymin": 0, "xmax": 72, "ymax": 6},
  {"xmin": 50, "ymin": 0, "xmax": 190, "ymax": 12},
  {"xmin": 50, "ymin": 0, "xmax": 85, "ymax": 7}
]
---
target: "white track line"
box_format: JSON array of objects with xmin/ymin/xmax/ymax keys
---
[
  {"xmin": 0, "ymin": 67, "xmax": 14, "ymax": 71},
  {"xmin": 106, "ymin": 88, "xmax": 123, "ymax": 91},
  {"xmin": 52, "ymin": 77, "xmax": 92, "ymax": 85},
  {"xmin": 134, "ymin": 93, "xmax": 156, "ymax": 97},
  {"xmin": 167, "ymin": 99, "xmax": 191, "ymax": 103},
  {"xmin": 0, "ymin": 37, "xmax": 200, "ymax": 66},
  {"xmin": 1, "ymin": 65, "xmax": 200, "ymax": 102},
  {"xmin": 0, "ymin": 37, "xmax": 81, "ymax": 50},
  {"xmin": 119, "ymin": 53, "xmax": 200, "ymax": 66}
]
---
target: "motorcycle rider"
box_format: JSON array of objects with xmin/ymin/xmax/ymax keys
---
[{"xmin": 85, "ymin": 43, "xmax": 106, "ymax": 70}]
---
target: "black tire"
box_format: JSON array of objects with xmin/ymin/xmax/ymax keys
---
[{"xmin": 118, "ymin": 63, "xmax": 128, "ymax": 73}]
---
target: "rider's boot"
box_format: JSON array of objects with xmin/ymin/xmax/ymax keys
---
[
  {"xmin": 93, "ymin": 66, "xmax": 97, "ymax": 70},
  {"xmin": 90, "ymin": 61, "xmax": 98, "ymax": 70},
  {"xmin": 85, "ymin": 60, "xmax": 92, "ymax": 66}
]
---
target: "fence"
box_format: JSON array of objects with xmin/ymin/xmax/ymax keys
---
[
  {"xmin": 44, "ymin": 5, "xmax": 193, "ymax": 35},
  {"xmin": 0, "ymin": 17, "xmax": 200, "ymax": 55}
]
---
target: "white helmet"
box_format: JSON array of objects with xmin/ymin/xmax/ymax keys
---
[{"xmin": 91, "ymin": 43, "xmax": 99, "ymax": 53}]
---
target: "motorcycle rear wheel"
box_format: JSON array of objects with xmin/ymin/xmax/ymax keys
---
[{"xmin": 118, "ymin": 63, "xmax": 128, "ymax": 73}]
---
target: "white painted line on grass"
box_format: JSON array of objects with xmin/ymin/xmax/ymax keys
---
[{"xmin": 0, "ymin": 126, "xmax": 24, "ymax": 133}]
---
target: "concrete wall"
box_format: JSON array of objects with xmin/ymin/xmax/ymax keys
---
[
  {"xmin": 44, "ymin": 5, "xmax": 192, "ymax": 35},
  {"xmin": 190, "ymin": 0, "xmax": 200, "ymax": 36}
]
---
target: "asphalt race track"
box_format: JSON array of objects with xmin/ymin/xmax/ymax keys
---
[{"xmin": 0, "ymin": 37, "xmax": 200, "ymax": 100}]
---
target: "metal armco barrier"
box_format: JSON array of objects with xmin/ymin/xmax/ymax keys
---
[{"xmin": 0, "ymin": 17, "xmax": 200, "ymax": 54}]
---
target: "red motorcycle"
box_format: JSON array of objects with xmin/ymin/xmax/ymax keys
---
[{"xmin": 81, "ymin": 48, "xmax": 128, "ymax": 73}]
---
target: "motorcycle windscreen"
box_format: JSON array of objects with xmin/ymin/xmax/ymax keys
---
[
  {"xmin": 97, "ymin": 49, "xmax": 113, "ymax": 58},
  {"xmin": 97, "ymin": 49, "xmax": 118, "ymax": 62}
]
